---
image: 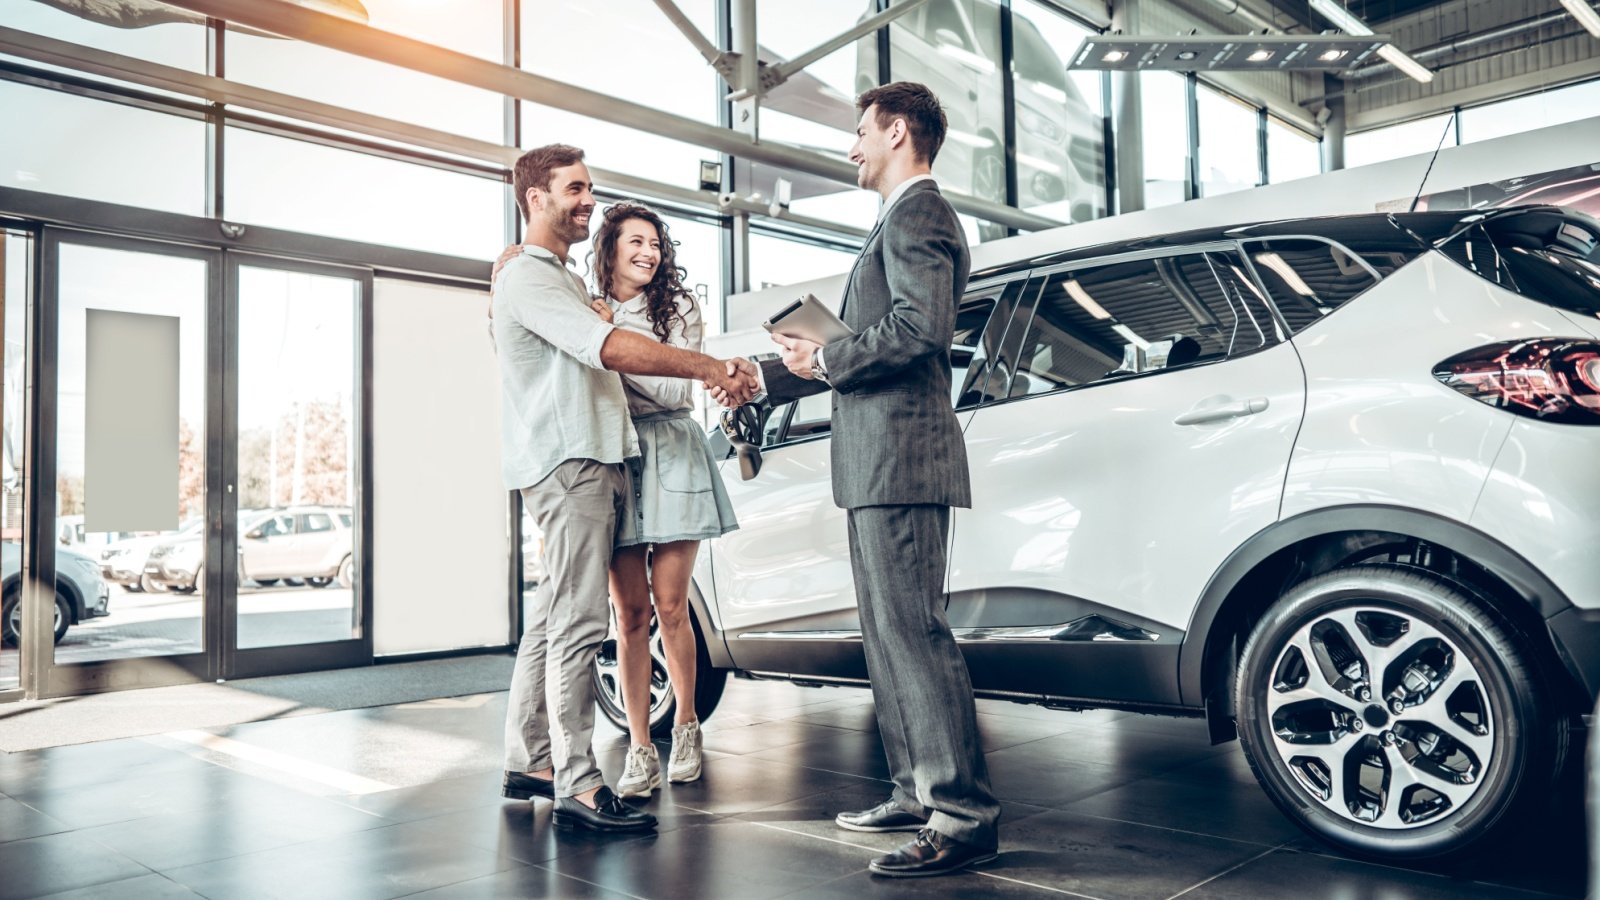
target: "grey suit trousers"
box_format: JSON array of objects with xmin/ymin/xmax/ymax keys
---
[
  {"xmin": 848, "ymin": 504, "xmax": 1000, "ymax": 848},
  {"xmin": 504, "ymin": 458, "xmax": 625, "ymax": 797}
]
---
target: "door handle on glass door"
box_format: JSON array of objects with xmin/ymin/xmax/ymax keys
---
[{"xmin": 1174, "ymin": 396, "xmax": 1269, "ymax": 426}]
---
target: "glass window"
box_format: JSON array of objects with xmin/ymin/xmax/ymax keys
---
[
  {"xmin": 890, "ymin": 0, "xmax": 1006, "ymax": 209},
  {"xmin": 0, "ymin": 81, "xmax": 206, "ymax": 216},
  {"xmin": 3, "ymin": 0, "xmax": 206, "ymax": 71},
  {"xmin": 299, "ymin": 513, "xmax": 334, "ymax": 534},
  {"xmin": 1012, "ymin": 251, "xmax": 1272, "ymax": 395},
  {"xmin": 1012, "ymin": 0, "xmax": 1106, "ymax": 225},
  {"xmin": 1267, "ymin": 117, "xmax": 1321, "ymax": 184},
  {"xmin": 225, "ymin": 127, "xmax": 503, "ymax": 260},
  {"xmin": 753, "ymin": 0, "xmax": 878, "ymax": 230},
  {"xmin": 749, "ymin": 232, "xmax": 860, "ymax": 290},
  {"xmin": 1196, "ymin": 85, "xmax": 1259, "ymax": 197},
  {"xmin": 1137, "ymin": 72, "xmax": 1189, "ymax": 209},
  {"xmin": 1345, "ymin": 114, "xmax": 1455, "ymax": 168},
  {"xmin": 1244, "ymin": 238, "xmax": 1379, "ymax": 334},
  {"xmin": 1460, "ymin": 79, "xmax": 1600, "ymax": 145},
  {"xmin": 1, "ymin": 231, "xmax": 26, "ymax": 688},
  {"xmin": 226, "ymin": 0, "xmax": 503, "ymax": 143},
  {"xmin": 520, "ymin": 0, "xmax": 720, "ymax": 192}
]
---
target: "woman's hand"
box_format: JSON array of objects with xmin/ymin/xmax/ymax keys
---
[{"xmin": 590, "ymin": 298, "xmax": 615, "ymax": 323}]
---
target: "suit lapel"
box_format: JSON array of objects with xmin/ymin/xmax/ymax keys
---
[{"xmin": 838, "ymin": 180, "xmax": 940, "ymax": 322}]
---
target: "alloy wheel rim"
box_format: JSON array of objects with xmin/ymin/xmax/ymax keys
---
[
  {"xmin": 594, "ymin": 617, "xmax": 674, "ymax": 724},
  {"xmin": 7, "ymin": 598, "xmax": 62, "ymax": 637},
  {"xmin": 1264, "ymin": 605, "xmax": 1495, "ymax": 830}
]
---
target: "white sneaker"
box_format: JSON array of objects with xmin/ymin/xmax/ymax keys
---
[
  {"xmin": 668, "ymin": 720, "xmax": 703, "ymax": 783},
  {"xmin": 616, "ymin": 743, "xmax": 660, "ymax": 798}
]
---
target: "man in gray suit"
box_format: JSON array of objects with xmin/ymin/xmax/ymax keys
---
[{"xmin": 714, "ymin": 82, "xmax": 1000, "ymax": 878}]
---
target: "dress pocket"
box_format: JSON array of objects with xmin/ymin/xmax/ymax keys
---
[{"xmin": 655, "ymin": 424, "xmax": 713, "ymax": 494}]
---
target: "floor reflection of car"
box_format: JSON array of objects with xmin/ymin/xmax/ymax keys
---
[
  {"xmin": 627, "ymin": 205, "xmax": 1600, "ymax": 862},
  {"xmin": 2, "ymin": 541, "xmax": 110, "ymax": 645},
  {"xmin": 855, "ymin": 0, "xmax": 1105, "ymax": 223},
  {"xmin": 100, "ymin": 519, "xmax": 203, "ymax": 593},
  {"xmin": 145, "ymin": 506, "xmax": 354, "ymax": 592}
]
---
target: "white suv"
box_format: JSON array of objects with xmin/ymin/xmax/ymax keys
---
[{"xmin": 592, "ymin": 205, "xmax": 1600, "ymax": 860}]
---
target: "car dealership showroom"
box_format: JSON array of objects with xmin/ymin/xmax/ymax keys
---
[{"xmin": 1, "ymin": 0, "xmax": 1599, "ymax": 896}]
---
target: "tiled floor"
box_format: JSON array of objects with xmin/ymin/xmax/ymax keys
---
[{"xmin": 0, "ymin": 675, "xmax": 1586, "ymax": 899}]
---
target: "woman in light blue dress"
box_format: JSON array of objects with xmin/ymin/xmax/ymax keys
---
[{"xmin": 587, "ymin": 203, "xmax": 738, "ymax": 799}]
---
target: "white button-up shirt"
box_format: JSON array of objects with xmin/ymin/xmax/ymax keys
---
[
  {"xmin": 607, "ymin": 291, "xmax": 703, "ymax": 417},
  {"xmin": 491, "ymin": 245, "xmax": 638, "ymax": 490}
]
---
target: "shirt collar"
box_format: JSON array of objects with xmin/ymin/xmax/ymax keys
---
[
  {"xmin": 522, "ymin": 244, "xmax": 572, "ymax": 267},
  {"xmin": 877, "ymin": 174, "xmax": 937, "ymax": 222}
]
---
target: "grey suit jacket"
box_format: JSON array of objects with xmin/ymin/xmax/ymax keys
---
[{"xmin": 763, "ymin": 180, "xmax": 972, "ymax": 510}]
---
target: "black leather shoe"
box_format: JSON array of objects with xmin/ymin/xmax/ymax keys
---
[
  {"xmin": 835, "ymin": 799, "xmax": 930, "ymax": 833},
  {"xmin": 868, "ymin": 829, "xmax": 998, "ymax": 878},
  {"xmin": 501, "ymin": 770, "xmax": 555, "ymax": 801},
  {"xmin": 553, "ymin": 786, "xmax": 658, "ymax": 833}
]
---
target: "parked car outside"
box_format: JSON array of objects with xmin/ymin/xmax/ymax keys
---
[
  {"xmin": 2, "ymin": 540, "xmax": 110, "ymax": 645},
  {"xmin": 100, "ymin": 519, "xmax": 203, "ymax": 592},
  {"xmin": 608, "ymin": 205, "xmax": 1600, "ymax": 862},
  {"xmin": 238, "ymin": 506, "xmax": 354, "ymax": 589}
]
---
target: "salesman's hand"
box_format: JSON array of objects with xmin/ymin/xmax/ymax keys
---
[
  {"xmin": 706, "ymin": 357, "xmax": 759, "ymax": 408},
  {"xmin": 773, "ymin": 334, "xmax": 823, "ymax": 380}
]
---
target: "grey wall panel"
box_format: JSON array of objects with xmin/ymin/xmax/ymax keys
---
[{"xmin": 85, "ymin": 308, "xmax": 179, "ymax": 532}]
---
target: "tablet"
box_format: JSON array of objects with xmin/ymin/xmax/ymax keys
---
[{"xmin": 762, "ymin": 293, "xmax": 854, "ymax": 344}]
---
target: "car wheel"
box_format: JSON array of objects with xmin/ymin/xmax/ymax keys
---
[
  {"xmin": 337, "ymin": 555, "xmax": 354, "ymax": 589},
  {"xmin": 1235, "ymin": 564, "xmax": 1566, "ymax": 859},
  {"xmin": 2, "ymin": 588, "xmax": 72, "ymax": 646},
  {"xmin": 305, "ymin": 576, "xmax": 333, "ymax": 589},
  {"xmin": 255, "ymin": 578, "xmax": 280, "ymax": 587},
  {"xmin": 126, "ymin": 580, "xmax": 144, "ymax": 593},
  {"xmin": 138, "ymin": 573, "xmax": 164, "ymax": 593},
  {"xmin": 592, "ymin": 607, "xmax": 727, "ymax": 740}
]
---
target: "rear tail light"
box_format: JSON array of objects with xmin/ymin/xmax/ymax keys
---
[{"xmin": 1433, "ymin": 338, "xmax": 1600, "ymax": 425}]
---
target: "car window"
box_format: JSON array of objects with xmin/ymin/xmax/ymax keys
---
[
  {"xmin": 1243, "ymin": 238, "xmax": 1380, "ymax": 335},
  {"xmin": 256, "ymin": 514, "xmax": 295, "ymax": 538},
  {"xmin": 1010, "ymin": 250, "xmax": 1274, "ymax": 395},
  {"xmin": 764, "ymin": 292, "xmax": 1012, "ymax": 447},
  {"xmin": 300, "ymin": 513, "xmax": 334, "ymax": 534},
  {"xmin": 339, "ymin": 513, "xmax": 353, "ymax": 528}
]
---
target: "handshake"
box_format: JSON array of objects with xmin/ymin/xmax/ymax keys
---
[{"xmin": 703, "ymin": 357, "xmax": 760, "ymax": 408}]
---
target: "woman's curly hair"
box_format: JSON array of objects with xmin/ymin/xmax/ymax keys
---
[{"xmin": 588, "ymin": 202, "xmax": 694, "ymax": 344}]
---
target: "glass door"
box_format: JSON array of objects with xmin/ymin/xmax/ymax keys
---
[
  {"xmin": 223, "ymin": 254, "xmax": 370, "ymax": 678},
  {"xmin": 37, "ymin": 229, "xmax": 218, "ymax": 696}
]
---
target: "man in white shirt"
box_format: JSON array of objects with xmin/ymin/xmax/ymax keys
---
[{"xmin": 493, "ymin": 144, "xmax": 756, "ymax": 832}]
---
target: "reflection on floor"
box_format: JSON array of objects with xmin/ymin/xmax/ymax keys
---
[{"xmin": 0, "ymin": 675, "xmax": 1585, "ymax": 899}]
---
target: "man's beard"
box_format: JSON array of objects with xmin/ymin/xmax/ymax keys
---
[{"xmin": 549, "ymin": 207, "xmax": 590, "ymax": 243}]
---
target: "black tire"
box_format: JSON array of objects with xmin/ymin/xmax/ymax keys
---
[
  {"xmin": 2, "ymin": 587, "xmax": 73, "ymax": 646},
  {"xmin": 337, "ymin": 555, "xmax": 354, "ymax": 589},
  {"xmin": 256, "ymin": 578, "xmax": 280, "ymax": 587},
  {"xmin": 305, "ymin": 576, "xmax": 333, "ymax": 589},
  {"xmin": 139, "ymin": 573, "xmax": 165, "ymax": 594},
  {"xmin": 1234, "ymin": 564, "xmax": 1565, "ymax": 860},
  {"xmin": 594, "ymin": 607, "xmax": 727, "ymax": 740}
]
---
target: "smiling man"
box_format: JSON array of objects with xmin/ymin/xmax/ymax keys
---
[{"xmin": 491, "ymin": 144, "xmax": 756, "ymax": 833}]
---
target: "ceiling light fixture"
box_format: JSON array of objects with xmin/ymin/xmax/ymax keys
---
[
  {"xmin": 1103, "ymin": 50, "xmax": 1129, "ymax": 63},
  {"xmin": 1071, "ymin": 34, "xmax": 1385, "ymax": 71},
  {"xmin": 1247, "ymin": 49, "xmax": 1274, "ymax": 62},
  {"xmin": 1560, "ymin": 0, "xmax": 1600, "ymax": 38},
  {"xmin": 1308, "ymin": 0, "xmax": 1434, "ymax": 82},
  {"xmin": 1176, "ymin": 50, "xmax": 1199, "ymax": 61},
  {"xmin": 1318, "ymin": 49, "xmax": 1348, "ymax": 62}
]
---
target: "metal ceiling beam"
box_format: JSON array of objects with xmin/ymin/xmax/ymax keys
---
[
  {"xmin": 0, "ymin": 26, "xmax": 867, "ymax": 243},
  {"xmin": 152, "ymin": 0, "xmax": 1063, "ymax": 232},
  {"xmin": 1345, "ymin": 9, "xmax": 1573, "ymax": 79},
  {"xmin": 756, "ymin": 0, "xmax": 931, "ymax": 96}
]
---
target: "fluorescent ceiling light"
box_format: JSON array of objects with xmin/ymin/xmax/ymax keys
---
[
  {"xmin": 1016, "ymin": 153, "xmax": 1062, "ymax": 175},
  {"xmin": 1113, "ymin": 324, "xmax": 1150, "ymax": 350},
  {"xmin": 1308, "ymin": 0, "xmax": 1434, "ymax": 82},
  {"xmin": 1065, "ymin": 279, "xmax": 1111, "ymax": 319},
  {"xmin": 944, "ymin": 129, "xmax": 996, "ymax": 150},
  {"xmin": 1254, "ymin": 252, "xmax": 1317, "ymax": 297},
  {"xmin": 937, "ymin": 43, "xmax": 997, "ymax": 75},
  {"xmin": 1561, "ymin": 0, "xmax": 1600, "ymax": 38},
  {"xmin": 1029, "ymin": 82, "xmax": 1068, "ymax": 105}
]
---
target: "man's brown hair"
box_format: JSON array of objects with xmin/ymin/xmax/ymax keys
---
[
  {"xmin": 856, "ymin": 82, "xmax": 948, "ymax": 166},
  {"xmin": 512, "ymin": 144, "xmax": 585, "ymax": 222}
]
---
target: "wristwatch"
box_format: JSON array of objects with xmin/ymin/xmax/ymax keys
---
[{"xmin": 809, "ymin": 348, "xmax": 829, "ymax": 382}]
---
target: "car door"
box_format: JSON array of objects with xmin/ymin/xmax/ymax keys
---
[
  {"xmin": 295, "ymin": 511, "xmax": 338, "ymax": 573},
  {"xmin": 710, "ymin": 280, "xmax": 1027, "ymax": 678},
  {"xmin": 241, "ymin": 513, "xmax": 297, "ymax": 579},
  {"xmin": 948, "ymin": 245, "xmax": 1307, "ymax": 704}
]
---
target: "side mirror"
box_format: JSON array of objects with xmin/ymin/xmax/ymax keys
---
[
  {"xmin": 245, "ymin": 529, "xmax": 263, "ymax": 540},
  {"xmin": 719, "ymin": 406, "xmax": 764, "ymax": 481}
]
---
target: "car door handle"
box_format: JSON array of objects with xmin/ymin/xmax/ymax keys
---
[{"xmin": 1174, "ymin": 396, "xmax": 1269, "ymax": 426}]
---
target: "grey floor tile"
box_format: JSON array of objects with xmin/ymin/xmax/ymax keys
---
[
  {"xmin": 0, "ymin": 794, "xmax": 72, "ymax": 845},
  {"xmin": 1180, "ymin": 848, "xmax": 1569, "ymax": 900},
  {"xmin": 0, "ymin": 832, "xmax": 152, "ymax": 900},
  {"xmin": 1060, "ymin": 770, "xmax": 1303, "ymax": 847},
  {"xmin": 785, "ymin": 868, "xmax": 1072, "ymax": 899},
  {"xmin": 404, "ymin": 865, "xmax": 635, "ymax": 899},
  {"xmin": 34, "ymin": 873, "xmax": 205, "ymax": 900}
]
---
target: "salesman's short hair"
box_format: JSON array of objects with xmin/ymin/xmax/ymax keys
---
[
  {"xmin": 513, "ymin": 144, "xmax": 585, "ymax": 222},
  {"xmin": 856, "ymin": 82, "xmax": 948, "ymax": 166}
]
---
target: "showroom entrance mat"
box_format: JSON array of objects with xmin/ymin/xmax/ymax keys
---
[{"xmin": 0, "ymin": 654, "xmax": 513, "ymax": 752}]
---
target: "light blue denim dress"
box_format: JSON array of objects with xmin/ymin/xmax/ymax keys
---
[{"xmin": 608, "ymin": 293, "xmax": 739, "ymax": 548}]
